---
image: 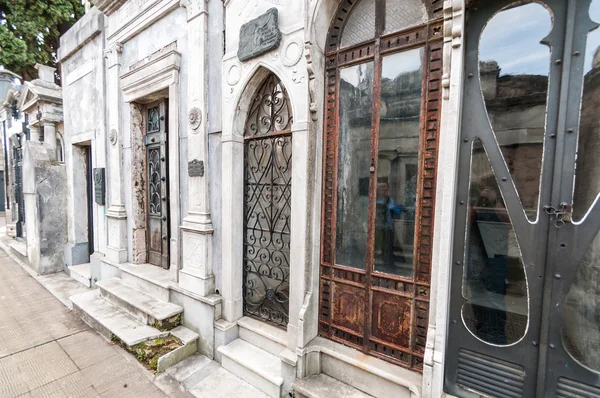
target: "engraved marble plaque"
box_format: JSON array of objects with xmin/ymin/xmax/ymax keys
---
[
  {"xmin": 238, "ymin": 8, "xmax": 282, "ymax": 62},
  {"xmin": 188, "ymin": 159, "xmax": 204, "ymax": 177},
  {"xmin": 94, "ymin": 168, "xmax": 106, "ymax": 205}
]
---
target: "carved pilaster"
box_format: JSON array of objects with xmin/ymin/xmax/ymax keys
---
[
  {"xmin": 179, "ymin": 0, "xmax": 215, "ymax": 296},
  {"xmin": 305, "ymin": 41, "xmax": 318, "ymax": 121},
  {"xmin": 104, "ymin": 42, "xmax": 123, "ymax": 69},
  {"xmin": 442, "ymin": 0, "xmax": 464, "ymax": 100},
  {"xmin": 104, "ymin": 41, "xmax": 127, "ymax": 263}
]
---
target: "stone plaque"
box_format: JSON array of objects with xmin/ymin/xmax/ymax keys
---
[
  {"xmin": 188, "ymin": 159, "xmax": 204, "ymax": 177},
  {"xmin": 238, "ymin": 8, "xmax": 282, "ymax": 62},
  {"xmin": 94, "ymin": 168, "xmax": 106, "ymax": 205}
]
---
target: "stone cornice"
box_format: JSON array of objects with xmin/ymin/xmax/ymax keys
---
[
  {"xmin": 121, "ymin": 49, "xmax": 181, "ymax": 102},
  {"xmin": 94, "ymin": 0, "xmax": 128, "ymax": 16}
]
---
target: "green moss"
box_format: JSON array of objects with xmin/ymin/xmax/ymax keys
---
[
  {"xmin": 152, "ymin": 314, "xmax": 182, "ymax": 332},
  {"xmin": 112, "ymin": 335, "xmax": 183, "ymax": 373}
]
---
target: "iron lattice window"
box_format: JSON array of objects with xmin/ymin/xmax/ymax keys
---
[
  {"xmin": 243, "ymin": 74, "xmax": 293, "ymax": 328},
  {"xmin": 319, "ymin": 0, "xmax": 443, "ymax": 371}
]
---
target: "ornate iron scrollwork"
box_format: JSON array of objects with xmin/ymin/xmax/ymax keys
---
[
  {"xmin": 148, "ymin": 147, "xmax": 162, "ymax": 215},
  {"xmin": 245, "ymin": 74, "xmax": 293, "ymax": 137},
  {"xmin": 147, "ymin": 107, "xmax": 160, "ymax": 133},
  {"xmin": 243, "ymin": 73, "xmax": 293, "ymax": 328}
]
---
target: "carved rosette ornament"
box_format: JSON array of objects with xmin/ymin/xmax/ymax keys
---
[
  {"xmin": 189, "ymin": 107, "xmax": 202, "ymax": 134},
  {"xmin": 110, "ymin": 129, "xmax": 118, "ymax": 146}
]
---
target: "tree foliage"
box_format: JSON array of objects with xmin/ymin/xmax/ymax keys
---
[{"xmin": 0, "ymin": 0, "xmax": 85, "ymax": 82}]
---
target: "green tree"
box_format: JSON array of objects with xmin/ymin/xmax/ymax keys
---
[{"xmin": 0, "ymin": 0, "xmax": 85, "ymax": 82}]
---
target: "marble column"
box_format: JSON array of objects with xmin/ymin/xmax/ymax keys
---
[
  {"xmin": 29, "ymin": 125, "xmax": 40, "ymax": 142},
  {"xmin": 43, "ymin": 121, "xmax": 57, "ymax": 158},
  {"xmin": 179, "ymin": 0, "xmax": 215, "ymax": 296},
  {"xmin": 104, "ymin": 42, "xmax": 128, "ymax": 263}
]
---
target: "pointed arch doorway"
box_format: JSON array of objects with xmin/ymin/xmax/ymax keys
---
[{"xmin": 242, "ymin": 73, "xmax": 293, "ymax": 328}]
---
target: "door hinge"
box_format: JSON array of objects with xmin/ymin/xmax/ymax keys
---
[{"xmin": 543, "ymin": 202, "xmax": 573, "ymax": 228}]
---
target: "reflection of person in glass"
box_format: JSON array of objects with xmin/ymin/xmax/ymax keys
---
[{"xmin": 374, "ymin": 179, "xmax": 405, "ymax": 270}]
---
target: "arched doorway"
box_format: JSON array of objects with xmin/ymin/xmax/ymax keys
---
[{"xmin": 242, "ymin": 73, "xmax": 293, "ymax": 328}]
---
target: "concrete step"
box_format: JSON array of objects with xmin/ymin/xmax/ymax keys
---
[
  {"xmin": 293, "ymin": 374, "xmax": 374, "ymax": 398},
  {"xmin": 9, "ymin": 240, "xmax": 27, "ymax": 262},
  {"xmin": 120, "ymin": 263, "xmax": 171, "ymax": 301},
  {"xmin": 96, "ymin": 277, "xmax": 182, "ymax": 329},
  {"xmin": 238, "ymin": 316, "xmax": 287, "ymax": 357},
  {"xmin": 68, "ymin": 263, "xmax": 92, "ymax": 288},
  {"xmin": 217, "ymin": 338, "xmax": 283, "ymax": 398},
  {"xmin": 71, "ymin": 289, "xmax": 167, "ymax": 346},
  {"xmin": 71, "ymin": 290, "xmax": 199, "ymax": 373}
]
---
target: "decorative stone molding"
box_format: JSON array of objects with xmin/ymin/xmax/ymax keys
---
[
  {"xmin": 189, "ymin": 107, "xmax": 202, "ymax": 133},
  {"xmin": 281, "ymin": 39, "xmax": 304, "ymax": 67},
  {"xmin": 442, "ymin": 0, "xmax": 464, "ymax": 100},
  {"xmin": 109, "ymin": 129, "xmax": 118, "ymax": 146},
  {"xmin": 120, "ymin": 49, "xmax": 181, "ymax": 103},
  {"xmin": 180, "ymin": 0, "xmax": 208, "ymax": 21},
  {"xmin": 304, "ymin": 41, "xmax": 318, "ymax": 121},
  {"xmin": 94, "ymin": 0, "xmax": 128, "ymax": 16},
  {"xmin": 104, "ymin": 42, "xmax": 123, "ymax": 69},
  {"xmin": 226, "ymin": 63, "xmax": 242, "ymax": 86}
]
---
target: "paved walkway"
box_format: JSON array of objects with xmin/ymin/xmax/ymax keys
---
[{"xmin": 0, "ymin": 247, "xmax": 167, "ymax": 398}]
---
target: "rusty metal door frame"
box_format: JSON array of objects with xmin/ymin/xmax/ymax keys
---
[{"xmin": 319, "ymin": 0, "xmax": 444, "ymax": 371}]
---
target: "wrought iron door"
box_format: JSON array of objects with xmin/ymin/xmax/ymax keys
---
[
  {"xmin": 242, "ymin": 74, "xmax": 293, "ymax": 328},
  {"xmin": 445, "ymin": 1, "xmax": 600, "ymax": 397},
  {"xmin": 12, "ymin": 134, "xmax": 24, "ymax": 238},
  {"xmin": 145, "ymin": 101, "xmax": 169, "ymax": 269}
]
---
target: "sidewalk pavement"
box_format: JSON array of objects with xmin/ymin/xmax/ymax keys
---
[{"xmin": 0, "ymin": 246, "xmax": 167, "ymax": 398}]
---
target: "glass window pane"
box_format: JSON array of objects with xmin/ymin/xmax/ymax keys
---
[
  {"xmin": 479, "ymin": 3, "xmax": 552, "ymax": 220},
  {"xmin": 374, "ymin": 48, "xmax": 423, "ymax": 278},
  {"xmin": 562, "ymin": 229, "xmax": 600, "ymax": 373},
  {"xmin": 573, "ymin": 0, "xmax": 600, "ymax": 221},
  {"xmin": 461, "ymin": 139, "xmax": 529, "ymax": 346},
  {"xmin": 384, "ymin": 0, "xmax": 428, "ymax": 35},
  {"xmin": 336, "ymin": 62, "xmax": 374, "ymax": 269},
  {"xmin": 340, "ymin": 0, "xmax": 376, "ymax": 49}
]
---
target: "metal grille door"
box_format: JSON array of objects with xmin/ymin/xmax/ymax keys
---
[
  {"xmin": 242, "ymin": 74, "xmax": 293, "ymax": 328},
  {"xmin": 145, "ymin": 101, "xmax": 169, "ymax": 269}
]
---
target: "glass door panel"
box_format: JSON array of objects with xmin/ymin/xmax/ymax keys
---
[
  {"xmin": 375, "ymin": 48, "xmax": 423, "ymax": 278},
  {"xmin": 479, "ymin": 2, "xmax": 552, "ymax": 221},
  {"xmin": 336, "ymin": 62, "xmax": 374, "ymax": 269},
  {"xmin": 461, "ymin": 139, "xmax": 528, "ymax": 346}
]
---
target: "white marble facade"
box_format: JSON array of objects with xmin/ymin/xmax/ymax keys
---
[{"xmin": 55, "ymin": 0, "xmax": 468, "ymax": 397}]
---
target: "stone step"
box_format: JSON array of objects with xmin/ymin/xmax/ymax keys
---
[
  {"xmin": 237, "ymin": 316, "xmax": 287, "ymax": 357},
  {"xmin": 218, "ymin": 338, "xmax": 283, "ymax": 398},
  {"xmin": 9, "ymin": 240, "xmax": 27, "ymax": 262},
  {"xmin": 293, "ymin": 374, "xmax": 374, "ymax": 398},
  {"xmin": 71, "ymin": 289, "xmax": 168, "ymax": 346},
  {"xmin": 71, "ymin": 290, "xmax": 199, "ymax": 373},
  {"xmin": 68, "ymin": 263, "xmax": 92, "ymax": 288},
  {"xmin": 96, "ymin": 277, "xmax": 182, "ymax": 329},
  {"xmin": 120, "ymin": 263, "xmax": 171, "ymax": 301}
]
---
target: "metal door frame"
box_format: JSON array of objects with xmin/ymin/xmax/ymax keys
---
[
  {"xmin": 144, "ymin": 100, "xmax": 170, "ymax": 269},
  {"xmin": 444, "ymin": 0, "xmax": 600, "ymax": 396}
]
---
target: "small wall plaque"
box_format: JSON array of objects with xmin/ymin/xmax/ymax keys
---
[
  {"xmin": 188, "ymin": 159, "xmax": 204, "ymax": 177},
  {"xmin": 94, "ymin": 168, "xmax": 106, "ymax": 205},
  {"xmin": 238, "ymin": 8, "xmax": 282, "ymax": 62}
]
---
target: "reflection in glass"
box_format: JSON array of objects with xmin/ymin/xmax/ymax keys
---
[
  {"xmin": 374, "ymin": 49, "xmax": 423, "ymax": 277},
  {"xmin": 462, "ymin": 139, "xmax": 528, "ymax": 345},
  {"xmin": 336, "ymin": 62, "xmax": 374, "ymax": 269},
  {"xmin": 384, "ymin": 0, "xmax": 428, "ymax": 34},
  {"xmin": 479, "ymin": 3, "xmax": 552, "ymax": 220},
  {"xmin": 562, "ymin": 229, "xmax": 600, "ymax": 373},
  {"xmin": 340, "ymin": 0, "xmax": 376, "ymax": 48},
  {"xmin": 573, "ymin": 0, "xmax": 600, "ymax": 221}
]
